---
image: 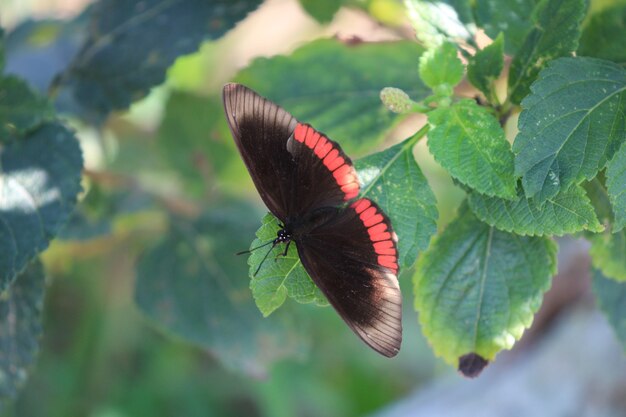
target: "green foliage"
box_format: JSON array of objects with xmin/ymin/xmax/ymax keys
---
[
  {"xmin": 404, "ymin": 0, "xmax": 474, "ymax": 49},
  {"xmin": 427, "ymin": 99, "xmax": 517, "ymax": 199},
  {"xmin": 414, "ymin": 204, "xmax": 557, "ymax": 370},
  {"xmin": 513, "ymin": 57, "xmax": 626, "ymax": 203},
  {"xmin": 474, "ymin": 0, "xmax": 536, "ymax": 54},
  {"xmin": 593, "ymin": 267, "xmax": 626, "ymax": 350},
  {"xmin": 0, "ymin": 261, "xmax": 44, "ymax": 401},
  {"xmin": 590, "ymin": 229, "xmax": 626, "ymax": 282},
  {"xmin": 418, "ymin": 41, "xmax": 464, "ymax": 94},
  {"xmin": 507, "ymin": 0, "xmax": 585, "ymax": 104},
  {"xmin": 135, "ymin": 203, "xmax": 306, "ymax": 374},
  {"xmin": 0, "ymin": 76, "xmax": 53, "ymax": 141},
  {"xmin": 356, "ymin": 133, "xmax": 438, "ymax": 269},
  {"xmin": 235, "ymin": 39, "xmax": 429, "ymax": 153},
  {"xmin": 467, "ymin": 33, "xmax": 504, "ymax": 102},
  {"xmin": 249, "ymin": 214, "xmax": 328, "ymax": 317},
  {"xmin": 468, "ymin": 185, "xmax": 603, "ymax": 236},
  {"xmin": 299, "ymin": 0, "xmax": 343, "ymax": 22},
  {"xmin": 53, "ymin": 0, "xmax": 263, "ymax": 119},
  {"xmin": 579, "ymin": 5, "xmax": 626, "ymax": 64},
  {"xmin": 0, "ymin": 122, "xmax": 82, "ymax": 292},
  {"xmin": 606, "ymin": 142, "xmax": 626, "ymax": 232},
  {"xmin": 379, "ymin": 87, "xmax": 419, "ymax": 114}
]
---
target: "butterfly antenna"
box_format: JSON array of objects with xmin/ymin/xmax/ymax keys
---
[
  {"xmin": 236, "ymin": 239, "xmax": 275, "ymax": 255},
  {"xmin": 253, "ymin": 242, "xmax": 278, "ymax": 276}
]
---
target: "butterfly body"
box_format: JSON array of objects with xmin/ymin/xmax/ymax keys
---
[{"xmin": 223, "ymin": 83, "xmax": 402, "ymax": 357}]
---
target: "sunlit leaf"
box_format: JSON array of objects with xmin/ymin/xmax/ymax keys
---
[
  {"xmin": 513, "ymin": 57, "xmax": 626, "ymax": 203},
  {"xmin": 418, "ymin": 41, "xmax": 464, "ymax": 91},
  {"xmin": 404, "ymin": 0, "xmax": 474, "ymax": 49},
  {"xmin": 590, "ymin": 229, "xmax": 626, "ymax": 282}
]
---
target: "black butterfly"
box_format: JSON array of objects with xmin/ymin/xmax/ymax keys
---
[{"xmin": 223, "ymin": 83, "xmax": 401, "ymax": 357}]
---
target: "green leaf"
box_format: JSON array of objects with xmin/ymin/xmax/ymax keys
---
[
  {"xmin": 54, "ymin": 0, "xmax": 263, "ymax": 118},
  {"xmin": 413, "ymin": 204, "xmax": 557, "ymax": 374},
  {"xmin": 404, "ymin": 0, "xmax": 474, "ymax": 49},
  {"xmin": 157, "ymin": 91, "xmax": 242, "ymax": 196},
  {"xmin": 418, "ymin": 41, "xmax": 464, "ymax": 91},
  {"xmin": 235, "ymin": 39, "xmax": 428, "ymax": 153},
  {"xmin": 579, "ymin": 5, "xmax": 626, "ymax": 64},
  {"xmin": 468, "ymin": 185, "xmax": 603, "ymax": 236},
  {"xmin": 590, "ymin": 229, "xmax": 626, "ymax": 282},
  {"xmin": 299, "ymin": 0, "xmax": 343, "ymax": 23},
  {"xmin": 474, "ymin": 0, "xmax": 536, "ymax": 54},
  {"xmin": 249, "ymin": 215, "xmax": 328, "ymax": 317},
  {"xmin": 0, "ymin": 122, "xmax": 83, "ymax": 292},
  {"xmin": 0, "ymin": 27, "xmax": 5, "ymax": 71},
  {"xmin": 427, "ymin": 99, "xmax": 517, "ymax": 199},
  {"xmin": 0, "ymin": 260, "xmax": 45, "ymax": 401},
  {"xmin": 513, "ymin": 57, "xmax": 626, "ymax": 203},
  {"xmin": 135, "ymin": 203, "xmax": 307, "ymax": 374},
  {"xmin": 607, "ymin": 141, "xmax": 626, "ymax": 232},
  {"xmin": 467, "ymin": 33, "xmax": 504, "ymax": 101},
  {"xmin": 0, "ymin": 76, "xmax": 53, "ymax": 141},
  {"xmin": 507, "ymin": 0, "xmax": 585, "ymax": 105},
  {"xmin": 355, "ymin": 134, "xmax": 438, "ymax": 269},
  {"xmin": 583, "ymin": 174, "xmax": 613, "ymax": 226},
  {"xmin": 592, "ymin": 267, "xmax": 626, "ymax": 350}
]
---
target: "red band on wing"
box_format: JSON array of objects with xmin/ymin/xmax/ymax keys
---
[
  {"xmin": 351, "ymin": 198, "xmax": 398, "ymax": 273},
  {"xmin": 294, "ymin": 123, "xmax": 360, "ymax": 201}
]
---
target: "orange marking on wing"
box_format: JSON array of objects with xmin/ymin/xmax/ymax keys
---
[
  {"xmin": 374, "ymin": 240, "xmax": 394, "ymax": 251},
  {"xmin": 294, "ymin": 124, "xmax": 307, "ymax": 143},
  {"xmin": 333, "ymin": 165, "xmax": 352, "ymax": 184},
  {"xmin": 344, "ymin": 189, "xmax": 359, "ymax": 200},
  {"xmin": 378, "ymin": 255, "xmax": 397, "ymax": 270},
  {"xmin": 326, "ymin": 157, "xmax": 345, "ymax": 171},
  {"xmin": 314, "ymin": 137, "xmax": 330, "ymax": 158},
  {"xmin": 360, "ymin": 207, "xmax": 377, "ymax": 221},
  {"xmin": 364, "ymin": 214, "xmax": 383, "ymax": 227},
  {"xmin": 323, "ymin": 149, "xmax": 340, "ymax": 168},
  {"xmin": 352, "ymin": 199, "xmax": 371, "ymax": 214},
  {"xmin": 368, "ymin": 223, "xmax": 388, "ymax": 236},
  {"xmin": 341, "ymin": 182, "xmax": 359, "ymax": 194},
  {"xmin": 373, "ymin": 243, "xmax": 395, "ymax": 255},
  {"xmin": 305, "ymin": 130, "xmax": 321, "ymax": 149},
  {"xmin": 371, "ymin": 232, "xmax": 391, "ymax": 242}
]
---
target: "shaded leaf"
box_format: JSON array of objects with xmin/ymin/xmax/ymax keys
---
[
  {"xmin": 507, "ymin": 0, "xmax": 585, "ymax": 104},
  {"xmin": 135, "ymin": 202, "xmax": 307, "ymax": 375},
  {"xmin": 468, "ymin": 185, "xmax": 603, "ymax": 236},
  {"xmin": 299, "ymin": 0, "xmax": 343, "ymax": 23},
  {"xmin": 413, "ymin": 204, "xmax": 557, "ymax": 371},
  {"xmin": 583, "ymin": 174, "xmax": 613, "ymax": 227},
  {"xmin": 592, "ymin": 267, "xmax": 626, "ymax": 350},
  {"xmin": 249, "ymin": 214, "xmax": 328, "ymax": 317},
  {"xmin": 0, "ymin": 260, "xmax": 45, "ymax": 400},
  {"xmin": 0, "ymin": 123, "xmax": 83, "ymax": 291},
  {"xmin": 235, "ymin": 39, "xmax": 429, "ymax": 153},
  {"xmin": 418, "ymin": 41, "xmax": 464, "ymax": 91},
  {"xmin": 0, "ymin": 76, "xmax": 53, "ymax": 141},
  {"xmin": 404, "ymin": 0, "xmax": 474, "ymax": 49},
  {"xmin": 474, "ymin": 0, "xmax": 536, "ymax": 54},
  {"xmin": 427, "ymin": 99, "xmax": 517, "ymax": 199},
  {"xmin": 356, "ymin": 135, "xmax": 438, "ymax": 269},
  {"xmin": 590, "ymin": 229, "xmax": 626, "ymax": 282},
  {"xmin": 467, "ymin": 33, "xmax": 504, "ymax": 101},
  {"xmin": 607, "ymin": 141, "xmax": 626, "ymax": 232},
  {"xmin": 54, "ymin": 0, "xmax": 263, "ymax": 119},
  {"xmin": 513, "ymin": 57, "xmax": 626, "ymax": 203},
  {"xmin": 578, "ymin": 5, "xmax": 626, "ymax": 64}
]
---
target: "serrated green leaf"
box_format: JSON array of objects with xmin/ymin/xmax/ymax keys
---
[
  {"xmin": 135, "ymin": 203, "xmax": 307, "ymax": 374},
  {"xmin": 356, "ymin": 134, "xmax": 438, "ymax": 269},
  {"xmin": 607, "ymin": 141, "xmax": 626, "ymax": 232},
  {"xmin": 468, "ymin": 185, "xmax": 603, "ymax": 236},
  {"xmin": 0, "ymin": 76, "xmax": 53, "ymax": 141},
  {"xmin": 249, "ymin": 214, "xmax": 328, "ymax": 316},
  {"xmin": 592, "ymin": 267, "xmax": 626, "ymax": 350},
  {"xmin": 235, "ymin": 39, "xmax": 428, "ymax": 153},
  {"xmin": 0, "ymin": 122, "xmax": 83, "ymax": 292},
  {"xmin": 157, "ymin": 91, "xmax": 242, "ymax": 197},
  {"xmin": 404, "ymin": 0, "xmax": 474, "ymax": 49},
  {"xmin": 467, "ymin": 33, "xmax": 504, "ymax": 101},
  {"xmin": 474, "ymin": 0, "xmax": 536, "ymax": 54},
  {"xmin": 513, "ymin": 57, "xmax": 626, "ymax": 203},
  {"xmin": 418, "ymin": 42, "xmax": 464, "ymax": 91},
  {"xmin": 299, "ymin": 0, "xmax": 343, "ymax": 23},
  {"xmin": 0, "ymin": 260, "xmax": 44, "ymax": 401},
  {"xmin": 579, "ymin": 5, "xmax": 626, "ymax": 64},
  {"xmin": 590, "ymin": 229, "xmax": 626, "ymax": 282},
  {"xmin": 414, "ymin": 204, "xmax": 557, "ymax": 372},
  {"xmin": 507, "ymin": 0, "xmax": 585, "ymax": 104},
  {"xmin": 54, "ymin": 0, "xmax": 262, "ymax": 118},
  {"xmin": 427, "ymin": 99, "xmax": 517, "ymax": 199},
  {"xmin": 583, "ymin": 174, "xmax": 613, "ymax": 226}
]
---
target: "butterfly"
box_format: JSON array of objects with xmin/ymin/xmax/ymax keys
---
[{"xmin": 222, "ymin": 83, "xmax": 401, "ymax": 357}]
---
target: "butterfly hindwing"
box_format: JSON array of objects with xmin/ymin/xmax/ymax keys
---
[{"xmin": 295, "ymin": 199, "xmax": 401, "ymax": 357}]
